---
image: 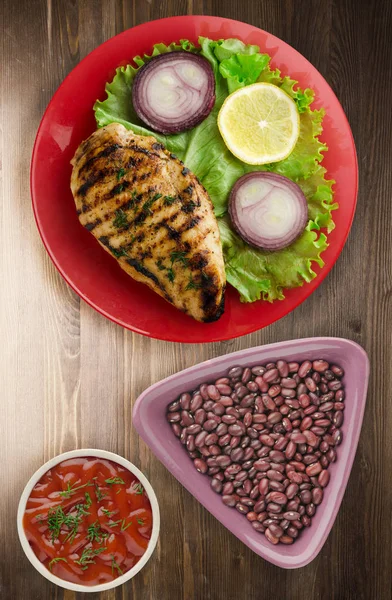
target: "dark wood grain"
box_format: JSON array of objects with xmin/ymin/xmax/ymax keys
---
[{"xmin": 0, "ymin": 0, "xmax": 391, "ymax": 599}]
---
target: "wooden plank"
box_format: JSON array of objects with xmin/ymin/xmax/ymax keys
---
[{"xmin": 0, "ymin": 1, "xmax": 391, "ymax": 599}]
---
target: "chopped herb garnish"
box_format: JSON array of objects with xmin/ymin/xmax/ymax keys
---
[
  {"xmin": 48, "ymin": 483, "xmax": 96, "ymax": 544},
  {"xmin": 86, "ymin": 521, "xmax": 109, "ymax": 544},
  {"xmin": 186, "ymin": 275, "xmax": 202, "ymax": 291},
  {"xmin": 113, "ymin": 209, "xmax": 128, "ymax": 229},
  {"xmin": 74, "ymin": 502, "xmax": 90, "ymax": 518},
  {"xmin": 105, "ymin": 476, "xmax": 125, "ymax": 486},
  {"xmin": 111, "ymin": 555, "xmax": 123, "ymax": 576},
  {"xmin": 101, "ymin": 508, "xmax": 113, "ymax": 518},
  {"xmin": 48, "ymin": 557, "xmax": 67, "ymax": 571},
  {"xmin": 137, "ymin": 518, "xmax": 145, "ymax": 526},
  {"xmin": 110, "ymin": 246, "xmax": 128, "ymax": 259},
  {"xmin": 58, "ymin": 480, "xmax": 93, "ymax": 499},
  {"xmin": 170, "ymin": 250, "xmax": 189, "ymax": 267},
  {"xmin": 121, "ymin": 519, "xmax": 132, "ymax": 531},
  {"xmin": 156, "ymin": 259, "xmax": 165, "ymax": 271},
  {"xmin": 163, "ymin": 195, "xmax": 177, "ymax": 206},
  {"xmin": 95, "ymin": 484, "xmax": 106, "ymax": 502},
  {"xmin": 117, "ymin": 167, "xmax": 126, "ymax": 180},
  {"xmin": 131, "ymin": 482, "xmax": 144, "ymax": 495},
  {"xmin": 75, "ymin": 547, "xmax": 106, "ymax": 571},
  {"xmin": 167, "ymin": 267, "xmax": 175, "ymax": 283},
  {"xmin": 112, "ymin": 183, "xmax": 124, "ymax": 194},
  {"xmin": 47, "ymin": 506, "xmax": 79, "ymax": 544},
  {"xmin": 141, "ymin": 193, "xmax": 162, "ymax": 216},
  {"xmin": 107, "ymin": 519, "xmax": 122, "ymax": 528},
  {"xmin": 63, "ymin": 500, "xmax": 92, "ymax": 544}
]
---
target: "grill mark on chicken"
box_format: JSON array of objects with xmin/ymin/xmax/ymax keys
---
[
  {"xmin": 126, "ymin": 258, "xmax": 161, "ymax": 288},
  {"xmin": 71, "ymin": 123, "xmax": 226, "ymax": 322},
  {"xmin": 127, "ymin": 144, "xmax": 159, "ymax": 157},
  {"xmin": 203, "ymin": 292, "xmax": 225, "ymax": 323},
  {"xmin": 183, "ymin": 216, "xmax": 202, "ymax": 230},
  {"xmin": 76, "ymin": 144, "xmax": 123, "ymax": 178},
  {"xmin": 181, "ymin": 201, "xmax": 199, "ymax": 213},
  {"xmin": 189, "ymin": 252, "xmax": 209, "ymax": 270},
  {"xmin": 84, "ymin": 218, "xmax": 102, "ymax": 231}
]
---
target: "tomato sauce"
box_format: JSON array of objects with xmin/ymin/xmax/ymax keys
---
[{"xmin": 23, "ymin": 457, "xmax": 153, "ymax": 586}]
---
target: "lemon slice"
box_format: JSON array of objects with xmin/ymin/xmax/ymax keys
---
[{"xmin": 218, "ymin": 82, "xmax": 300, "ymax": 165}]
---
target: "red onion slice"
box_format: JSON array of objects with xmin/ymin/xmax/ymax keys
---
[
  {"xmin": 229, "ymin": 173, "xmax": 308, "ymax": 251},
  {"xmin": 132, "ymin": 51, "xmax": 215, "ymax": 134}
]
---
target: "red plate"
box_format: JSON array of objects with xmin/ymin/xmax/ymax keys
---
[{"xmin": 31, "ymin": 16, "xmax": 358, "ymax": 343}]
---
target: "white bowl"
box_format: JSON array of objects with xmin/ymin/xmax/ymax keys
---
[{"xmin": 17, "ymin": 449, "xmax": 160, "ymax": 593}]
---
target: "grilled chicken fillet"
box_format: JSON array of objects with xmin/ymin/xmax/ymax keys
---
[{"xmin": 70, "ymin": 123, "xmax": 226, "ymax": 322}]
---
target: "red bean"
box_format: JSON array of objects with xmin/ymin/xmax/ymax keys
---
[
  {"xmin": 291, "ymin": 432, "xmax": 307, "ymax": 444},
  {"xmin": 194, "ymin": 458, "xmax": 208, "ymax": 474},
  {"xmin": 167, "ymin": 411, "xmax": 181, "ymax": 423},
  {"xmin": 258, "ymin": 434, "xmax": 274, "ymax": 447},
  {"xmin": 274, "ymin": 437, "xmax": 289, "ymax": 451},
  {"xmin": 171, "ymin": 423, "xmax": 182, "ymax": 437},
  {"xmin": 318, "ymin": 470, "xmax": 330, "ymax": 488},
  {"xmin": 300, "ymin": 417, "xmax": 313, "ymax": 431},
  {"xmin": 303, "ymin": 430, "xmax": 318, "ymax": 447},
  {"xmin": 168, "ymin": 399, "xmax": 181, "ymax": 412},
  {"xmin": 258, "ymin": 479, "xmax": 269, "ymax": 497},
  {"xmin": 267, "ymin": 470, "xmax": 284, "ymax": 482},
  {"xmin": 287, "ymin": 471, "xmax": 303, "ymax": 484},
  {"xmin": 229, "ymin": 436, "xmax": 240, "ymax": 450},
  {"xmin": 299, "ymin": 490, "xmax": 312, "ymax": 504},
  {"xmin": 298, "ymin": 361, "xmax": 312, "ymax": 378},
  {"xmin": 267, "ymin": 385, "xmax": 280, "ymax": 399},
  {"xmin": 312, "ymin": 487, "xmax": 324, "ymax": 505},
  {"xmin": 263, "ymin": 368, "xmax": 279, "ymax": 383},
  {"xmin": 269, "ymin": 450, "xmax": 285, "ymax": 463},
  {"xmin": 283, "ymin": 511, "xmax": 300, "ymax": 521},
  {"xmin": 269, "ymin": 492, "xmax": 287, "ymax": 505},
  {"xmin": 313, "ymin": 360, "xmax": 329, "ymax": 373},
  {"xmin": 211, "ymin": 478, "xmax": 223, "ymax": 493},
  {"xmin": 265, "ymin": 528, "xmax": 279, "ymax": 544},
  {"xmin": 333, "ymin": 429, "xmax": 343, "ymax": 446},
  {"xmin": 186, "ymin": 424, "xmax": 202, "ymax": 435},
  {"xmin": 276, "ymin": 360, "xmax": 289, "ymax": 377},
  {"xmin": 306, "ymin": 462, "xmax": 322, "ymax": 476}
]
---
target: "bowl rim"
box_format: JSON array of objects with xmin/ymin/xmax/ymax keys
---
[
  {"xmin": 17, "ymin": 448, "xmax": 160, "ymax": 593},
  {"xmin": 132, "ymin": 336, "xmax": 369, "ymax": 569}
]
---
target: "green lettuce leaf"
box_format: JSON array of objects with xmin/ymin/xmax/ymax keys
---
[
  {"xmin": 93, "ymin": 36, "xmax": 336, "ymax": 303},
  {"xmin": 219, "ymin": 218, "xmax": 328, "ymax": 303},
  {"xmin": 219, "ymin": 53, "xmax": 270, "ymax": 93},
  {"xmin": 210, "ymin": 38, "xmax": 260, "ymax": 62}
]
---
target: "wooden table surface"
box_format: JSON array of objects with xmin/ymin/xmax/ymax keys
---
[{"xmin": 1, "ymin": 1, "xmax": 391, "ymax": 599}]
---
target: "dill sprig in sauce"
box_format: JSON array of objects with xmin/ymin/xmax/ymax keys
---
[{"xmin": 75, "ymin": 547, "xmax": 106, "ymax": 571}]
